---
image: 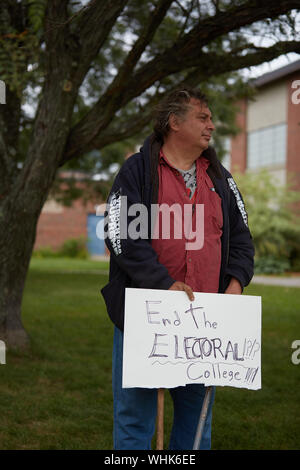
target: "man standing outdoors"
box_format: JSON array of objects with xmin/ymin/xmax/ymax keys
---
[{"xmin": 101, "ymin": 87, "xmax": 254, "ymax": 450}]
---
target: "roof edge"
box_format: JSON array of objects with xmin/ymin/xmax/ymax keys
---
[{"xmin": 253, "ymin": 58, "xmax": 300, "ymax": 87}]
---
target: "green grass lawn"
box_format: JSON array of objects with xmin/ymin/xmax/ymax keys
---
[{"xmin": 0, "ymin": 257, "xmax": 299, "ymax": 449}]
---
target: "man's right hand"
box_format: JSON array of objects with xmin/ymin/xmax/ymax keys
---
[{"xmin": 169, "ymin": 281, "xmax": 194, "ymax": 301}]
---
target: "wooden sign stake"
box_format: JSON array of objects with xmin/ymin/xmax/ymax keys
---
[{"xmin": 156, "ymin": 388, "xmax": 165, "ymax": 450}]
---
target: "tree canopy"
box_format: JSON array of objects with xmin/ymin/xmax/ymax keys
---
[{"xmin": 1, "ymin": 1, "xmax": 300, "ymax": 172}]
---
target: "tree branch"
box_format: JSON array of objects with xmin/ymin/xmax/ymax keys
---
[
  {"xmin": 62, "ymin": 0, "xmax": 300, "ymax": 162},
  {"xmin": 43, "ymin": 0, "xmax": 129, "ymax": 91},
  {"xmin": 63, "ymin": 0, "xmax": 173, "ymax": 159},
  {"xmin": 106, "ymin": 0, "xmax": 173, "ymax": 93},
  {"xmin": 89, "ymin": 111, "xmax": 153, "ymax": 150},
  {"xmin": 185, "ymin": 40, "xmax": 300, "ymax": 83},
  {"xmin": 44, "ymin": 0, "xmax": 70, "ymax": 67},
  {"xmin": 118, "ymin": 0, "xmax": 300, "ymax": 101},
  {"xmin": 63, "ymin": 39, "xmax": 299, "ymax": 162},
  {"xmin": 71, "ymin": 0, "xmax": 129, "ymax": 85},
  {"xmin": 70, "ymin": 37, "xmax": 300, "ymax": 152}
]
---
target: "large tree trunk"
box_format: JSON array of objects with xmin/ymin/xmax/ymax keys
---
[
  {"xmin": 0, "ymin": 83, "xmax": 76, "ymax": 350},
  {"xmin": 0, "ymin": 141, "xmax": 73, "ymax": 349},
  {"xmin": 0, "ymin": 136, "xmax": 61, "ymax": 349},
  {"xmin": 0, "ymin": 150, "xmax": 67, "ymax": 349},
  {"xmin": 0, "ymin": 202, "xmax": 37, "ymax": 349},
  {"xmin": 0, "ymin": 0, "xmax": 84, "ymax": 347}
]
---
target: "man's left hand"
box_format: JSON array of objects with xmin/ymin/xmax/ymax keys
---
[{"xmin": 225, "ymin": 277, "xmax": 242, "ymax": 295}]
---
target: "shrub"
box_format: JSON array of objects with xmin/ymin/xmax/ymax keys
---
[
  {"xmin": 57, "ymin": 237, "xmax": 88, "ymax": 259},
  {"xmin": 33, "ymin": 237, "xmax": 88, "ymax": 259},
  {"xmin": 254, "ymin": 256, "xmax": 290, "ymax": 275},
  {"xmin": 32, "ymin": 246, "xmax": 58, "ymax": 258},
  {"xmin": 233, "ymin": 169, "xmax": 300, "ymax": 270}
]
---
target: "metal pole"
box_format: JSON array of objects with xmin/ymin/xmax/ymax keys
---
[
  {"xmin": 156, "ymin": 388, "xmax": 165, "ymax": 450},
  {"xmin": 192, "ymin": 386, "xmax": 213, "ymax": 450}
]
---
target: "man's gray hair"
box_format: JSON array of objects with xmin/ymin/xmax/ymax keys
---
[{"xmin": 153, "ymin": 87, "xmax": 208, "ymax": 139}]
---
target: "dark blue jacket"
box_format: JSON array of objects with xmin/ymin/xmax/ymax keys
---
[{"xmin": 101, "ymin": 135, "xmax": 254, "ymax": 330}]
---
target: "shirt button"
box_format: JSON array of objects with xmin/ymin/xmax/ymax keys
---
[{"xmin": 188, "ymin": 258, "xmax": 192, "ymax": 262}]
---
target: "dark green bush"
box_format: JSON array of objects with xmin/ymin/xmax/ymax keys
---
[
  {"xmin": 33, "ymin": 237, "xmax": 88, "ymax": 259},
  {"xmin": 58, "ymin": 237, "xmax": 88, "ymax": 259},
  {"xmin": 32, "ymin": 246, "xmax": 58, "ymax": 258},
  {"xmin": 234, "ymin": 169, "xmax": 300, "ymax": 273},
  {"xmin": 254, "ymin": 256, "xmax": 290, "ymax": 275}
]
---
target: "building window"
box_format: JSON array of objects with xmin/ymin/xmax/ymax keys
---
[{"xmin": 247, "ymin": 123, "xmax": 287, "ymax": 169}]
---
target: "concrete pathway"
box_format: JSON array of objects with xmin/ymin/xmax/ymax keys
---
[
  {"xmin": 90, "ymin": 256, "xmax": 300, "ymax": 287},
  {"xmin": 252, "ymin": 275, "xmax": 300, "ymax": 287}
]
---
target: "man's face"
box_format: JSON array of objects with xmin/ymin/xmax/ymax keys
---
[{"xmin": 171, "ymin": 98, "xmax": 215, "ymax": 152}]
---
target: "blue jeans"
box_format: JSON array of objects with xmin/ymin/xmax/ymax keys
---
[{"xmin": 112, "ymin": 327, "xmax": 215, "ymax": 450}]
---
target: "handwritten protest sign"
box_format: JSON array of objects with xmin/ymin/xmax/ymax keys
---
[{"xmin": 123, "ymin": 288, "xmax": 261, "ymax": 390}]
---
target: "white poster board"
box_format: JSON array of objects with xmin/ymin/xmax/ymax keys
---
[{"xmin": 123, "ymin": 288, "xmax": 261, "ymax": 390}]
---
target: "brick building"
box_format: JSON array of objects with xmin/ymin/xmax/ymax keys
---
[
  {"xmin": 226, "ymin": 59, "xmax": 300, "ymax": 191},
  {"xmin": 34, "ymin": 172, "xmax": 107, "ymax": 256}
]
